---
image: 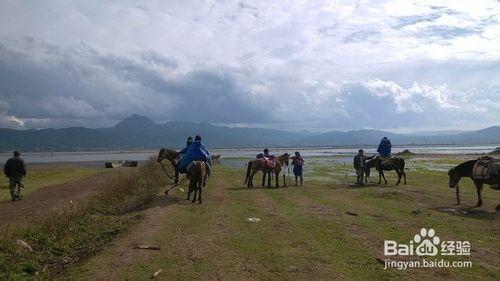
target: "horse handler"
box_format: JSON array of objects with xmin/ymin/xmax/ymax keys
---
[
  {"xmin": 353, "ymin": 149, "xmax": 368, "ymax": 186},
  {"xmin": 3, "ymin": 151, "xmax": 27, "ymax": 201},
  {"xmin": 291, "ymin": 151, "xmax": 304, "ymax": 186}
]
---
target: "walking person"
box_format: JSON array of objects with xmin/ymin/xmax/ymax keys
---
[
  {"xmin": 4, "ymin": 151, "xmax": 27, "ymax": 201},
  {"xmin": 291, "ymin": 151, "xmax": 304, "ymax": 186}
]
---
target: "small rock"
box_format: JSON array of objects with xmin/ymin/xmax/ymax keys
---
[
  {"xmin": 287, "ymin": 266, "xmax": 299, "ymax": 272},
  {"xmin": 151, "ymin": 268, "xmax": 162, "ymax": 279},
  {"xmin": 16, "ymin": 240, "xmax": 33, "ymax": 252},
  {"xmin": 345, "ymin": 212, "xmax": 359, "ymax": 216}
]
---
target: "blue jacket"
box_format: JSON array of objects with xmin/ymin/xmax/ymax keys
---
[
  {"xmin": 179, "ymin": 141, "xmax": 210, "ymax": 172},
  {"xmin": 377, "ymin": 138, "xmax": 392, "ymax": 157}
]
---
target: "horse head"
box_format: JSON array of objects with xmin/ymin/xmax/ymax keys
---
[
  {"xmin": 280, "ymin": 153, "xmax": 290, "ymax": 166},
  {"xmin": 157, "ymin": 148, "xmax": 166, "ymax": 163},
  {"xmin": 157, "ymin": 148, "xmax": 180, "ymax": 163},
  {"xmin": 448, "ymin": 168, "xmax": 460, "ymax": 188}
]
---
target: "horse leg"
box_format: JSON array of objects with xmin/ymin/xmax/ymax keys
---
[
  {"xmin": 186, "ymin": 182, "xmax": 192, "ymax": 200},
  {"xmin": 395, "ymin": 167, "xmax": 402, "ymax": 185},
  {"xmin": 283, "ymin": 173, "xmax": 287, "ymax": 187},
  {"xmin": 275, "ymin": 172, "xmax": 279, "ymax": 188},
  {"xmin": 249, "ymin": 170, "xmax": 257, "ymax": 188},
  {"xmin": 198, "ymin": 178, "xmax": 202, "ymax": 204},
  {"xmin": 262, "ymin": 172, "xmax": 266, "ymax": 187},
  {"xmin": 403, "ymin": 170, "xmax": 407, "ymax": 185},
  {"xmin": 475, "ymin": 181, "xmax": 483, "ymax": 207},
  {"xmin": 267, "ymin": 172, "xmax": 272, "ymax": 188},
  {"xmin": 381, "ymin": 170, "xmax": 388, "ymax": 184},
  {"xmin": 455, "ymin": 185, "xmax": 461, "ymax": 205},
  {"xmin": 191, "ymin": 178, "xmax": 198, "ymax": 203}
]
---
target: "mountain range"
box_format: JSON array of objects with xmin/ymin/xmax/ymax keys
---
[{"xmin": 0, "ymin": 114, "xmax": 498, "ymax": 151}]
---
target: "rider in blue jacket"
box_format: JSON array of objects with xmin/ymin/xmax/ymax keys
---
[
  {"xmin": 179, "ymin": 135, "xmax": 211, "ymax": 177},
  {"xmin": 180, "ymin": 136, "xmax": 193, "ymax": 154},
  {"xmin": 377, "ymin": 137, "xmax": 392, "ymax": 158}
]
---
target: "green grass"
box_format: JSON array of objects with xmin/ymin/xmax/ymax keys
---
[
  {"xmin": 3, "ymin": 156, "xmax": 499, "ymax": 279},
  {"xmin": 71, "ymin": 155, "xmax": 499, "ymax": 280},
  {"xmin": 0, "ymin": 164, "xmax": 106, "ymax": 201},
  {"xmin": 0, "ymin": 159, "xmax": 167, "ymax": 279}
]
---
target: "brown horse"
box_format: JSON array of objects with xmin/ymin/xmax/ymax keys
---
[
  {"xmin": 157, "ymin": 148, "xmax": 181, "ymax": 192},
  {"xmin": 186, "ymin": 161, "xmax": 208, "ymax": 204},
  {"xmin": 448, "ymin": 159, "xmax": 500, "ymax": 207},
  {"xmin": 244, "ymin": 153, "xmax": 290, "ymax": 188},
  {"xmin": 365, "ymin": 157, "xmax": 407, "ymax": 185}
]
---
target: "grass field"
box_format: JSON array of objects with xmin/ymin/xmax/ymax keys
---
[
  {"xmin": 70, "ymin": 156, "xmax": 499, "ymax": 280},
  {"xmin": 0, "ymin": 164, "xmax": 107, "ymax": 201}
]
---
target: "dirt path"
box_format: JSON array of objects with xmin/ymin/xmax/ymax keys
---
[{"xmin": 0, "ymin": 170, "xmax": 119, "ymax": 227}]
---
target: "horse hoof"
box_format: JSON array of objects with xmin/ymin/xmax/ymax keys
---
[{"xmin": 495, "ymin": 205, "xmax": 500, "ymax": 211}]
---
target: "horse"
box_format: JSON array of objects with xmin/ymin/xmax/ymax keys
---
[
  {"xmin": 157, "ymin": 148, "xmax": 182, "ymax": 192},
  {"xmin": 365, "ymin": 157, "xmax": 407, "ymax": 185},
  {"xmin": 186, "ymin": 161, "xmax": 208, "ymax": 204},
  {"xmin": 448, "ymin": 159, "xmax": 500, "ymax": 207},
  {"xmin": 244, "ymin": 153, "xmax": 290, "ymax": 188}
]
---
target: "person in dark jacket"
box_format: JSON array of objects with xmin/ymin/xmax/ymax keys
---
[
  {"xmin": 353, "ymin": 149, "xmax": 374, "ymax": 185},
  {"xmin": 179, "ymin": 135, "xmax": 211, "ymax": 178},
  {"xmin": 377, "ymin": 137, "xmax": 392, "ymax": 158},
  {"xmin": 4, "ymin": 151, "xmax": 27, "ymax": 201},
  {"xmin": 291, "ymin": 151, "xmax": 304, "ymax": 186},
  {"xmin": 179, "ymin": 136, "xmax": 193, "ymax": 155}
]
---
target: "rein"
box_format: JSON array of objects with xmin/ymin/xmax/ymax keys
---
[{"xmin": 160, "ymin": 160, "xmax": 176, "ymax": 180}]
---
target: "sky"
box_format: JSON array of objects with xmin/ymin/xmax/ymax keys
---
[{"xmin": 0, "ymin": 0, "xmax": 499, "ymax": 132}]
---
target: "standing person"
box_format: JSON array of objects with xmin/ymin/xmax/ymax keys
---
[
  {"xmin": 353, "ymin": 149, "xmax": 373, "ymax": 185},
  {"xmin": 3, "ymin": 151, "xmax": 27, "ymax": 201},
  {"xmin": 291, "ymin": 151, "xmax": 304, "ymax": 186}
]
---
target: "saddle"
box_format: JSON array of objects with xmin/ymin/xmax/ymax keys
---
[
  {"xmin": 472, "ymin": 156, "xmax": 500, "ymax": 180},
  {"xmin": 260, "ymin": 157, "xmax": 276, "ymax": 169}
]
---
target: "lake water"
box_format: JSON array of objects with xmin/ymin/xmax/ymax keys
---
[{"xmin": 0, "ymin": 144, "xmax": 498, "ymax": 164}]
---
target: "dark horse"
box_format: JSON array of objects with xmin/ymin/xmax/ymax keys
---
[
  {"xmin": 448, "ymin": 159, "xmax": 500, "ymax": 207},
  {"xmin": 244, "ymin": 153, "xmax": 290, "ymax": 188},
  {"xmin": 185, "ymin": 161, "xmax": 208, "ymax": 204},
  {"xmin": 365, "ymin": 157, "xmax": 407, "ymax": 185}
]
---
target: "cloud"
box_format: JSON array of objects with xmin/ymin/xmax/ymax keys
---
[{"xmin": 0, "ymin": 0, "xmax": 498, "ymax": 131}]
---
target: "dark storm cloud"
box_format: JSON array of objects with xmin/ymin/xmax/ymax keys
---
[{"xmin": 0, "ymin": 39, "xmax": 270, "ymax": 128}]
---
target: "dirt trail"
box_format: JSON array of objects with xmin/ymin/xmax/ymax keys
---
[
  {"xmin": 80, "ymin": 194, "xmax": 182, "ymax": 280},
  {"xmin": 81, "ymin": 179, "xmax": 226, "ymax": 280},
  {"xmin": 0, "ymin": 170, "xmax": 119, "ymax": 227}
]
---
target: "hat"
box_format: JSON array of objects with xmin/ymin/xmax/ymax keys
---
[
  {"xmin": 13, "ymin": 151, "xmax": 20, "ymax": 156},
  {"xmin": 194, "ymin": 135, "xmax": 201, "ymax": 141}
]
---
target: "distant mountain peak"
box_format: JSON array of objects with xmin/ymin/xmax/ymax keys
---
[{"xmin": 113, "ymin": 114, "xmax": 155, "ymax": 129}]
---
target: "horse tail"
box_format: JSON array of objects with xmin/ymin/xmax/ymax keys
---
[
  {"xmin": 244, "ymin": 161, "xmax": 252, "ymax": 184},
  {"xmin": 401, "ymin": 158, "xmax": 405, "ymax": 171}
]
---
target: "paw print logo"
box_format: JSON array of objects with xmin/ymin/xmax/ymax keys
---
[{"xmin": 414, "ymin": 228, "xmax": 440, "ymax": 256}]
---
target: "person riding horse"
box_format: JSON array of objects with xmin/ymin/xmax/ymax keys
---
[
  {"xmin": 178, "ymin": 135, "xmax": 211, "ymax": 180},
  {"xmin": 377, "ymin": 137, "xmax": 392, "ymax": 165}
]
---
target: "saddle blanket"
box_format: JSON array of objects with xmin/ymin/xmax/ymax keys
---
[
  {"xmin": 260, "ymin": 157, "xmax": 276, "ymax": 169},
  {"xmin": 472, "ymin": 156, "xmax": 500, "ymax": 180}
]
